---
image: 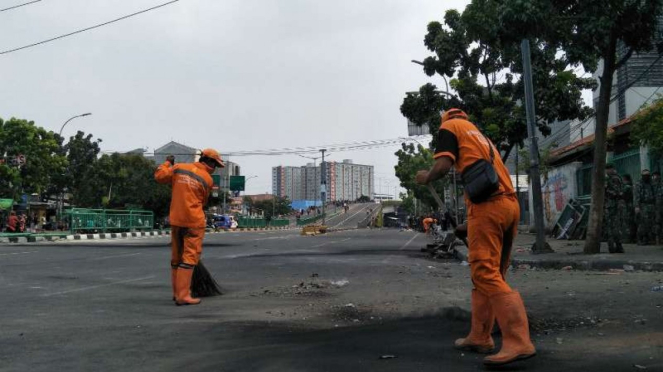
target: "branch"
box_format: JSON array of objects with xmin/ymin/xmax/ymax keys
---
[{"xmin": 615, "ymin": 47, "xmax": 634, "ymax": 70}]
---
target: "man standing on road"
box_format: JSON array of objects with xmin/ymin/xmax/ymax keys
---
[
  {"xmin": 603, "ymin": 164, "xmax": 624, "ymax": 253},
  {"xmin": 654, "ymin": 171, "xmax": 662, "ymax": 244},
  {"xmin": 155, "ymin": 149, "xmax": 224, "ymax": 306},
  {"xmin": 6, "ymin": 211, "xmax": 18, "ymax": 233},
  {"xmin": 622, "ymin": 174, "xmax": 636, "ymax": 243},
  {"xmin": 635, "ymin": 169, "xmax": 656, "ymax": 245},
  {"xmin": 415, "ymin": 108, "xmax": 535, "ymax": 366}
]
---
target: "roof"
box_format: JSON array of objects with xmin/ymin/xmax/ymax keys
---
[
  {"xmin": 548, "ymin": 117, "xmax": 634, "ymax": 163},
  {"xmin": 154, "ymin": 141, "xmax": 198, "ymax": 154}
]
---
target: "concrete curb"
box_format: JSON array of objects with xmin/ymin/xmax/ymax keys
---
[{"xmin": 454, "ymin": 246, "xmax": 663, "ymax": 272}]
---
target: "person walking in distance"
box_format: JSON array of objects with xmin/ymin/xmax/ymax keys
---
[
  {"xmin": 155, "ymin": 149, "xmax": 225, "ymax": 306},
  {"xmin": 621, "ymin": 174, "xmax": 636, "ymax": 243},
  {"xmin": 416, "ymin": 108, "xmax": 535, "ymax": 366}
]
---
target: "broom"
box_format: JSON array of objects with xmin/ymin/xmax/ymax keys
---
[{"xmin": 191, "ymin": 260, "xmax": 223, "ymax": 297}]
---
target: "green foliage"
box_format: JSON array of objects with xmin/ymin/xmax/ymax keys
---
[
  {"xmin": 393, "ymin": 143, "xmax": 446, "ymax": 213},
  {"xmin": 251, "ymin": 196, "xmax": 292, "ymax": 221},
  {"xmin": 356, "ymin": 195, "xmax": 371, "ymax": 203},
  {"xmin": 97, "ymin": 153, "xmax": 171, "ymax": 218},
  {"xmin": 402, "ymin": 2, "xmax": 595, "ymax": 160},
  {"xmin": 65, "ymin": 131, "xmax": 103, "ymax": 207},
  {"xmin": 631, "ymin": 96, "xmax": 663, "ymax": 156},
  {"xmin": 516, "ymin": 146, "xmax": 552, "ymax": 181},
  {"xmin": 0, "ymin": 117, "xmax": 66, "ymax": 200}
]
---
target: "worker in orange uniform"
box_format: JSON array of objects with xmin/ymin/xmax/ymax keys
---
[
  {"xmin": 155, "ymin": 149, "xmax": 224, "ymax": 306},
  {"xmin": 422, "ymin": 215, "xmax": 435, "ymax": 235},
  {"xmin": 416, "ymin": 109, "xmax": 535, "ymax": 366}
]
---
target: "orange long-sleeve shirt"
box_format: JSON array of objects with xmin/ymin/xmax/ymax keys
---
[{"xmin": 155, "ymin": 161, "xmax": 213, "ymax": 228}]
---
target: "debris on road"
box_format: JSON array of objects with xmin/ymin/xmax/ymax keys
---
[
  {"xmin": 330, "ymin": 279, "xmax": 349, "ymax": 288},
  {"xmin": 561, "ymin": 266, "xmax": 573, "ymax": 271},
  {"xmin": 634, "ymin": 364, "xmax": 647, "ymax": 370},
  {"xmin": 379, "ymin": 355, "xmax": 397, "ymax": 360},
  {"xmin": 651, "ymin": 286, "xmax": 663, "ymax": 292},
  {"xmin": 623, "ymin": 265, "xmax": 635, "ymax": 272}
]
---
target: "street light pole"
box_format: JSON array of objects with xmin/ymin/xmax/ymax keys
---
[
  {"xmin": 58, "ymin": 112, "xmax": 92, "ymax": 225},
  {"xmin": 59, "ymin": 113, "xmax": 92, "ymax": 137},
  {"xmin": 320, "ymin": 149, "xmax": 327, "ymax": 225}
]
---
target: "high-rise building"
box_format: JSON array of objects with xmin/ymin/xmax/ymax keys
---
[{"xmin": 272, "ymin": 159, "xmax": 374, "ymax": 202}]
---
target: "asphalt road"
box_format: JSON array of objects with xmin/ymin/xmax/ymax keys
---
[{"xmin": 1, "ymin": 228, "xmax": 661, "ymax": 372}]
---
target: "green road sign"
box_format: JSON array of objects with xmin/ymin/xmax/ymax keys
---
[
  {"xmin": 229, "ymin": 176, "xmax": 245, "ymax": 191},
  {"xmin": 212, "ymin": 174, "xmax": 221, "ymax": 187}
]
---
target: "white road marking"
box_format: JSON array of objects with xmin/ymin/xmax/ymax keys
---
[
  {"xmin": 0, "ymin": 251, "xmax": 38, "ymax": 257},
  {"xmin": 311, "ymin": 237, "xmax": 351, "ymax": 248},
  {"xmin": 332, "ymin": 204, "xmax": 372, "ymax": 228},
  {"xmin": 382, "ymin": 233, "xmax": 420, "ymax": 264},
  {"xmin": 89, "ymin": 252, "xmax": 142, "ymax": 260},
  {"xmin": 41, "ymin": 276, "xmax": 155, "ymax": 297}
]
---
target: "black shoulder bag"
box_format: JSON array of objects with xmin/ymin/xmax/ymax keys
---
[{"xmin": 461, "ymin": 133, "xmax": 500, "ymax": 204}]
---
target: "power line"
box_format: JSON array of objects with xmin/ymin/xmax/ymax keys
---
[
  {"xmin": 0, "ymin": 0, "xmax": 181, "ymax": 55},
  {"xmin": 99, "ymin": 136, "xmax": 430, "ymax": 157},
  {"xmin": 0, "ymin": 0, "xmax": 42, "ymax": 12}
]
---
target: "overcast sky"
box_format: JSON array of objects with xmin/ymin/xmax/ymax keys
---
[{"xmin": 1, "ymin": 0, "xmax": 476, "ymax": 194}]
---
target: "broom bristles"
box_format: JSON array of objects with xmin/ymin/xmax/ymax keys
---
[{"xmin": 191, "ymin": 260, "xmax": 223, "ymax": 297}]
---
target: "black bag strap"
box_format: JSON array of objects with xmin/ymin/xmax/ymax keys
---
[{"xmin": 480, "ymin": 132, "xmax": 495, "ymax": 165}]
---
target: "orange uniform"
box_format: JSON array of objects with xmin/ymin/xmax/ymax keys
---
[
  {"xmin": 434, "ymin": 111, "xmax": 535, "ymax": 365},
  {"xmin": 434, "ymin": 116, "xmax": 518, "ymax": 295},
  {"xmin": 423, "ymin": 217, "xmax": 435, "ymax": 233}
]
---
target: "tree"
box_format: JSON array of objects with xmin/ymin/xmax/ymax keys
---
[
  {"xmin": 252, "ymin": 196, "xmax": 292, "ymax": 221},
  {"xmin": 631, "ymin": 96, "xmax": 663, "ymax": 156},
  {"xmin": 64, "ymin": 131, "xmax": 103, "ymax": 207},
  {"xmin": 0, "ymin": 117, "xmax": 66, "ymax": 200},
  {"xmin": 402, "ymin": 6, "xmax": 594, "ymax": 159},
  {"xmin": 394, "ymin": 143, "xmax": 447, "ymax": 214},
  {"xmin": 97, "ymin": 153, "xmax": 171, "ymax": 218},
  {"xmin": 497, "ymin": 0, "xmax": 663, "ymax": 253}
]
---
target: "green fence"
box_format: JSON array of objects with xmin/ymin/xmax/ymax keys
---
[
  {"xmin": 611, "ymin": 148, "xmax": 641, "ymax": 185},
  {"xmin": 296, "ymin": 213, "xmax": 326, "ymax": 226},
  {"xmin": 236, "ymin": 216, "xmax": 267, "ymax": 228},
  {"xmin": 66, "ymin": 208, "xmax": 154, "ymax": 233},
  {"xmin": 269, "ymin": 219, "xmax": 290, "ymax": 227},
  {"xmin": 576, "ymin": 148, "xmax": 642, "ymax": 197}
]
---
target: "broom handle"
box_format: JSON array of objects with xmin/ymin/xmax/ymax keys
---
[{"xmin": 427, "ymin": 183, "xmax": 468, "ymax": 246}]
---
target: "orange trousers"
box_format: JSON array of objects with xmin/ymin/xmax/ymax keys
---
[
  {"xmin": 171, "ymin": 226, "xmax": 205, "ymax": 268},
  {"xmin": 467, "ymin": 195, "xmax": 520, "ymax": 295}
]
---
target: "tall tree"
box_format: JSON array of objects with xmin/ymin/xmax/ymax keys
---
[
  {"xmin": 394, "ymin": 143, "xmax": 447, "ymax": 213},
  {"xmin": 0, "ymin": 117, "xmax": 66, "ymax": 200},
  {"xmin": 497, "ymin": 0, "xmax": 662, "ymax": 253},
  {"xmin": 64, "ymin": 131, "xmax": 103, "ymax": 207},
  {"xmin": 402, "ymin": 6, "xmax": 594, "ymax": 159}
]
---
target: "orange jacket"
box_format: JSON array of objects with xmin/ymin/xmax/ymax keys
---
[
  {"xmin": 434, "ymin": 117, "xmax": 514, "ymax": 207},
  {"xmin": 155, "ymin": 161, "xmax": 213, "ymax": 228}
]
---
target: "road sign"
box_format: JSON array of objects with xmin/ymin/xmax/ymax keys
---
[
  {"xmin": 212, "ymin": 174, "xmax": 221, "ymax": 187},
  {"xmin": 229, "ymin": 176, "xmax": 245, "ymax": 191}
]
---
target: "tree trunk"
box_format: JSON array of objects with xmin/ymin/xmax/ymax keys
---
[{"xmin": 584, "ymin": 34, "xmax": 618, "ymax": 254}]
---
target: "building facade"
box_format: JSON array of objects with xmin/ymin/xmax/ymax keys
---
[{"xmin": 272, "ymin": 159, "xmax": 374, "ymax": 202}]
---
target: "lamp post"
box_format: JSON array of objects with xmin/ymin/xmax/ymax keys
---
[
  {"xmin": 58, "ymin": 112, "xmax": 92, "ymax": 225},
  {"xmin": 59, "ymin": 113, "xmax": 92, "ymax": 137}
]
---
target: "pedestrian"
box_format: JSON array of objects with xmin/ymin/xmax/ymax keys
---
[
  {"xmin": 603, "ymin": 164, "xmax": 624, "ymax": 253},
  {"xmin": 621, "ymin": 174, "xmax": 636, "ymax": 243},
  {"xmin": 6, "ymin": 211, "xmax": 18, "ymax": 233},
  {"xmin": 18, "ymin": 213, "xmax": 26, "ymax": 233},
  {"xmin": 416, "ymin": 108, "xmax": 535, "ymax": 366},
  {"xmin": 422, "ymin": 215, "xmax": 434, "ymax": 235},
  {"xmin": 635, "ymin": 169, "xmax": 657, "ymax": 245},
  {"xmin": 155, "ymin": 149, "xmax": 225, "ymax": 306}
]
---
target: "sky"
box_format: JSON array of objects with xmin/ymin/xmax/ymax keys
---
[{"xmin": 0, "ymin": 0, "xmax": 590, "ymax": 196}]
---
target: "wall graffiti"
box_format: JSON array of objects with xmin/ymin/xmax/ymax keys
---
[{"xmin": 541, "ymin": 172, "xmax": 570, "ymax": 226}]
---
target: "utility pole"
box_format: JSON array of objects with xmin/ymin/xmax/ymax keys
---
[
  {"xmin": 320, "ymin": 149, "xmax": 327, "ymax": 225},
  {"xmin": 521, "ymin": 39, "xmax": 553, "ymax": 253}
]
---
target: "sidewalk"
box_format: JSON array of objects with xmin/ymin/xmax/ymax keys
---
[{"xmin": 456, "ymin": 233, "xmax": 663, "ymax": 272}]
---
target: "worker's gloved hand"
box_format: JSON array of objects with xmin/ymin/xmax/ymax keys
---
[
  {"xmin": 166, "ymin": 155, "xmax": 175, "ymax": 165},
  {"xmin": 454, "ymin": 223, "xmax": 468, "ymax": 240}
]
